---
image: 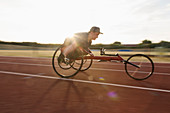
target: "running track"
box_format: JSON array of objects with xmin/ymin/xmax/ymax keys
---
[{"xmin": 0, "ymin": 56, "xmax": 170, "ymax": 113}]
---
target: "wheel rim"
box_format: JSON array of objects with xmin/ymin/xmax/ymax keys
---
[
  {"xmin": 52, "ymin": 46, "xmax": 84, "ymax": 78},
  {"xmin": 71, "ymin": 56, "xmax": 93, "ymax": 71},
  {"xmin": 125, "ymin": 54, "xmax": 154, "ymax": 80}
]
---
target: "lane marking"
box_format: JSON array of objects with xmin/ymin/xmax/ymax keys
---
[
  {"xmin": 0, "ymin": 61, "xmax": 170, "ymax": 76},
  {"xmin": 0, "ymin": 56, "xmax": 51, "ymax": 62},
  {"xmin": 0, "ymin": 56, "xmax": 170, "ymax": 68},
  {"xmin": 0, "ymin": 61, "xmax": 49, "ymax": 67},
  {"xmin": 0, "ymin": 70, "xmax": 170, "ymax": 93},
  {"xmin": 0, "ymin": 56, "xmax": 50, "ymax": 59}
]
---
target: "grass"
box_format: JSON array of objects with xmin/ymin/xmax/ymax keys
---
[
  {"xmin": 0, "ymin": 50, "xmax": 170, "ymax": 63},
  {"xmin": 0, "ymin": 44, "xmax": 169, "ymax": 62}
]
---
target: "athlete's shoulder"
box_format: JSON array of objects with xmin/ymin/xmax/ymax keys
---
[
  {"xmin": 74, "ymin": 32, "xmax": 88, "ymax": 37},
  {"xmin": 73, "ymin": 32, "xmax": 88, "ymax": 41}
]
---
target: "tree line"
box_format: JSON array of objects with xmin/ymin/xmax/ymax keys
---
[
  {"xmin": 91, "ymin": 40, "xmax": 170, "ymax": 49},
  {"xmin": 0, "ymin": 41, "xmax": 60, "ymax": 48},
  {"xmin": 0, "ymin": 40, "xmax": 170, "ymax": 49}
]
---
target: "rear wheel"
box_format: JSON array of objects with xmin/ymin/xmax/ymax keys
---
[
  {"xmin": 125, "ymin": 54, "xmax": 154, "ymax": 80},
  {"xmin": 52, "ymin": 46, "xmax": 84, "ymax": 78},
  {"xmin": 71, "ymin": 55, "xmax": 93, "ymax": 71}
]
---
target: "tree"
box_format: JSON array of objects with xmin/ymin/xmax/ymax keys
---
[
  {"xmin": 142, "ymin": 40, "xmax": 152, "ymax": 44},
  {"xmin": 159, "ymin": 41, "xmax": 170, "ymax": 48},
  {"xmin": 113, "ymin": 41, "xmax": 121, "ymax": 45}
]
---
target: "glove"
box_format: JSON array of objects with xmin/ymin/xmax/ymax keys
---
[{"xmin": 89, "ymin": 52, "xmax": 94, "ymax": 57}]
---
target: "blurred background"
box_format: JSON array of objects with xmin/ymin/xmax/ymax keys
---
[
  {"xmin": 0, "ymin": 40, "xmax": 170, "ymax": 62},
  {"xmin": 0, "ymin": 0, "xmax": 170, "ymax": 62}
]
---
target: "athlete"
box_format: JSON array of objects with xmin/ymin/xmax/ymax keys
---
[{"xmin": 58, "ymin": 26, "xmax": 103, "ymax": 64}]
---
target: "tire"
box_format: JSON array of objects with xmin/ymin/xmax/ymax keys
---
[
  {"xmin": 52, "ymin": 46, "xmax": 84, "ymax": 78},
  {"xmin": 125, "ymin": 54, "xmax": 154, "ymax": 80},
  {"xmin": 71, "ymin": 57, "xmax": 93, "ymax": 71}
]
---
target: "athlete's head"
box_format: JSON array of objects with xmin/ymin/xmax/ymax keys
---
[{"xmin": 88, "ymin": 26, "xmax": 103, "ymax": 40}]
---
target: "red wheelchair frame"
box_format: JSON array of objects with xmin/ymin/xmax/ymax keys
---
[{"xmin": 52, "ymin": 47, "xmax": 154, "ymax": 80}]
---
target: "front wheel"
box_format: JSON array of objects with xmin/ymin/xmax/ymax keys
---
[{"xmin": 125, "ymin": 54, "xmax": 154, "ymax": 80}]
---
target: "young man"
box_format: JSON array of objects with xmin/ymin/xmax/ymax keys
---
[{"xmin": 58, "ymin": 26, "xmax": 103, "ymax": 64}]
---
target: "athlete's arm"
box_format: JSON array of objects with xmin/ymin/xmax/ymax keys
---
[{"xmin": 80, "ymin": 47, "xmax": 94, "ymax": 56}]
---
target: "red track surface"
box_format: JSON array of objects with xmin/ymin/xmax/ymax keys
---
[{"xmin": 0, "ymin": 56, "xmax": 170, "ymax": 113}]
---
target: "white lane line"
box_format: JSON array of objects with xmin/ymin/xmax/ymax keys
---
[
  {"xmin": 0, "ymin": 56, "xmax": 51, "ymax": 62},
  {"xmin": 0, "ymin": 61, "xmax": 49, "ymax": 67},
  {"xmin": 0, "ymin": 70, "xmax": 170, "ymax": 93},
  {"xmin": 0, "ymin": 56, "xmax": 50, "ymax": 59},
  {"xmin": 92, "ymin": 68, "xmax": 170, "ymax": 75},
  {"xmin": 0, "ymin": 61, "xmax": 170, "ymax": 76},
  {"xmin": 1, "ymin": 56, "xmax": 170, "ymax": 68}
]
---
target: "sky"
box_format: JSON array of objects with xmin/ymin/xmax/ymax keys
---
[{"xmin": 0, "ymin": 0, "xmax": 170, "ymax": 44}]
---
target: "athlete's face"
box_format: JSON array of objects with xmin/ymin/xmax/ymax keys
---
[{"xmin": 90, "ymin": 32, "xmax": 100, "ymax": 40}]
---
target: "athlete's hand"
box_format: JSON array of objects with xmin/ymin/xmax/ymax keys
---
[{"xmin": 89, "ymin": 53, "xmax": 94, "ymax": 57}]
